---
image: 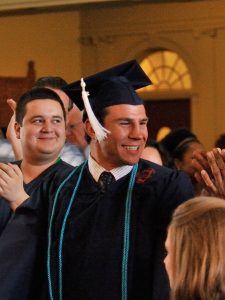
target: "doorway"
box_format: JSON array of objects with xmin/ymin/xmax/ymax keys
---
[{"xmin": 144, "ymin": 98, "xmax": 190, "ymax": 140}]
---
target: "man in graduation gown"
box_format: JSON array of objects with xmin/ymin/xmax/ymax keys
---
[
  {"xmin": 45, "ymin": 60, "xmax": 194, "ymax": 300},
  {"xmin": 0, "ymin": 60, "xmax": 193, "ymax": 300},
  {"xmin": 0, "ymin": 87, "xmax": 74, "ymax": 299},
  {"xmin": 6, "ymin": 76, "xmax": 86, "ymax": 167}
]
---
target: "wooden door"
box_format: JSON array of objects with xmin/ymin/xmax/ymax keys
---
[{"xmin": 144, "ymin": 99, "xmax": 190, "ymax": 140}]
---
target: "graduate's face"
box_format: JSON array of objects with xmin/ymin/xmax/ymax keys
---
[
  {"xmin": 15, "ymin": 99, "xmax": 66, "ymax": 162},
  {"xmin": 89, "ymin": 104, "xmax": 148, "ymax": 169}
]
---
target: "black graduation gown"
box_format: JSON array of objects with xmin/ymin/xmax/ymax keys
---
[
  {"xmin": 0, "ymin": 199, "xmax": 11, "ymax": 235},
  {"xmin": 0, "ymin": 161, "xmax": 23, "ymax": 235},
  {"xmin": 0, "ymin": 159, "xmax": 74, "ymax": 300},
  {"xmin": 47, "ymin": 160, "xmax": 194, "ymax": 300}
]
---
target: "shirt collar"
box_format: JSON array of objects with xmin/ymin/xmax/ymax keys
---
[{"xmin": 88, "ymin": 154, "xmax": 133, "ymax": 182}]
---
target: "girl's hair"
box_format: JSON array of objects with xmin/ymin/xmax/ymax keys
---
[{"xmin": 169, "ymin": 196, "xmax": 225, "ymax": 300}]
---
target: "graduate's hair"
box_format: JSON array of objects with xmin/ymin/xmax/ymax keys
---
[
  {"xmin": 16, "ymin": 87, "xmax": 66, "ymax": 125},
  {"xmin": 168, "ymin": 196, "xmax": 225, "ymax": 300},
  {"xmin": 34, "ymin": 76, "xmax": 73, "ymax": 112}
]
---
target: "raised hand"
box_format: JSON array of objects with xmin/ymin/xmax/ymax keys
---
[
  {"xmin": 192, "ymin": 149, "xmax": 211, "ymax": 185},
  {"xmin": 6, "ymin": 99, "xmax": 23, "ymax": 160},
  {"xmin": 0, "ymin": 163, "xmax": 29, "ymax": 210},
  {"xmin": 200, "ymin": 148, "xmax": 225, "ymax": 198}
]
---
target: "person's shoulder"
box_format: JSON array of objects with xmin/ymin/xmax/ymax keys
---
[
  {"xmin": 61, "ymin": 142, "xmax": 83, "ymax": 153},
  {"xmin": 137, "ymin": 159, "xmax": 194, "ymax": 206},
  {"xmin": 41, "ymin": 159, "xmax": 77, "ymax": 189},
  {"xmin": 49, "ymin": 160, "xmax": 88, "ymax": 192},
  {"xmin": 138, "ymin": 158, "xmax": 174, "ymax": 176},
  {"xmin": 138, "ymin": 159, "xmax": 191, "ymax": 184},
  {"xmin": 60, "ymin": 142, "xmax": 85, "ymax": 166},
  {"xmin": 0, "ymin": 138, "xmax": 15, "ymax": 162},
  {"xmin": 56, "ymin": 158, "xmax": 76, "ymax": 171},
  {"xmin": 41, "ymin": 158, "xmax": 74, "ymax": 178},
  {"xmin": 0, "ymin": 138, "xmax": 11, "ymax": 145}
]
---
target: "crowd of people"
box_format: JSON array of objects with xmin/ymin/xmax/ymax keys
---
[{"xmin": 0, "ymin": 59, "xmax": 224, "ymax": 300}]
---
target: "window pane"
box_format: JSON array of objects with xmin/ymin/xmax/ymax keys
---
[{"xmin": 140, "ymin": 50, "xmax": 192, "ymax": 91}]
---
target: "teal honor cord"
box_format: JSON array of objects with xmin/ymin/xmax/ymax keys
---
[
  {"xmin": 47, "ymin": 161, "xmax": 87, "ymax": 300},
  {"xmin": 47, "ymin": 162, "xmax": 138, "ymax": 300},
  {"xmin": 121, "ymin": 163, "xmax": 138, "ymax": 300}
]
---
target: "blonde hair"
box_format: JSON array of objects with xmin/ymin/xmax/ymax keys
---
[{"xmin": 169, "ymin": 196, "xmax": 225, "ymax": 300}]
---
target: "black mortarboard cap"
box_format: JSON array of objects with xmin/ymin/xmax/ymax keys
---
[
  {"xmin": 62, "ymin": 59, "xmax": 152, "ymax": 111},
  {"xmin": 62, "ymin": 60, "xmax": 151, "ymax": 141}
]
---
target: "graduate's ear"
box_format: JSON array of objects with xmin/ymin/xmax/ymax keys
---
[
  {"xmin": 14, "ymin": 122, "xmax": 21, "ymax": 139},
  {"xmin": 85, "ymin": 119, "xmax": 96, "ymax": 140}
]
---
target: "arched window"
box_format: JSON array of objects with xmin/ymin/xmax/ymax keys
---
[
  {"xmin": 140, "ymin": 50, "xmax": 192, "ymax": 91},
  {"xmin": 139, "ymin": 50, "xmax": 192, "ymax": 142}
]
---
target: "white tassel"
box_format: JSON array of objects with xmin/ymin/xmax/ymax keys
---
[{"xmin": 81, "ymin": 78, "xmax": 110, "ymax": 141}]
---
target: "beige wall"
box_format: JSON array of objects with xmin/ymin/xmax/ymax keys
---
[
  {"xmin": 1, "ymin": 1, "xmax": 225, "ymax": 148},
  {"xmin": 79, "ymin": 0, "xmax": 225, "ymax": 149},
  {"xmin": 0, "ymin": 10, "xmax": 81, "ymax": 82}
]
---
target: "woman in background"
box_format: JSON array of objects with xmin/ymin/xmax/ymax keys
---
[
  {"xmin": 160, "ymin": 128, "xmax": 205, "ymax": 195},
  {"xmin": 164, "ymin": 196, "xmax": 225, "ymax": 300}
]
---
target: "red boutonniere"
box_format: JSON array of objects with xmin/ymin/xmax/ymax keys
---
[{"xmin": 136, "ymin": 168, "xmax": 155, "ymax": 184}]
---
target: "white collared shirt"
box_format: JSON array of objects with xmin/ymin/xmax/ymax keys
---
[{"xmin": 88, "ymin": 155, "xmax": 133, "ymax": 182}]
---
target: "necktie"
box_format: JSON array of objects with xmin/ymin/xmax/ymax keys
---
[{"xmin": 98, "ymin": 171, "xmax": 115, "ymax": 191}]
